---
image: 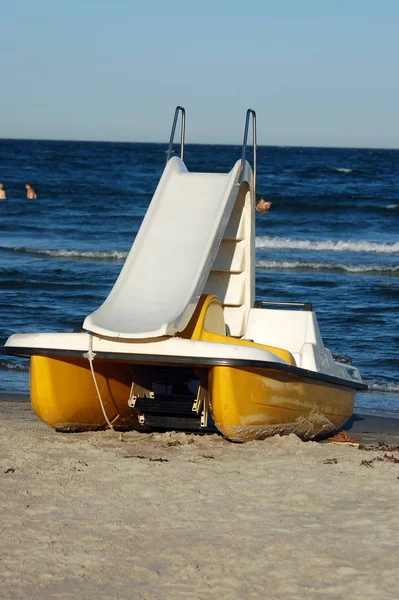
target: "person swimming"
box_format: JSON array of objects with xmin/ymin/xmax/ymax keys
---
[
  {"xmin": 0, "ymin": 183, "xmax": 6, "ymax": 199},
  {"xmin": 255, "ymin": 196, "xmax": 272, "ymax": 213},
  {"xmin": 25, "ymin": 184, "xmax": 37, "ymax": 199}
]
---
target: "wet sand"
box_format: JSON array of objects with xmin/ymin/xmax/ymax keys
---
[{"xmin": 1, "ymin": 395, "xmax": 398, "ymax": 599}]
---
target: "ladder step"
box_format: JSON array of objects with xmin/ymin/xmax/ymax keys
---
[
  {"xmin": 133, "ymin": 395, "xmax": 196, "ymax": 417},
  {"xmin": 140, "ymin": 414, "xmax": 216, "ymax": 432}
]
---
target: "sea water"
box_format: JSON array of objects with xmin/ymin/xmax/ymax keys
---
[{"xmin": 0, "ymin": 140, "xmax": 398, "ymax": 414}]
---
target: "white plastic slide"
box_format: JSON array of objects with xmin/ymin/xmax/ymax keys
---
[{"xmin": 83, "ymin": 157, "xmax": 243, "ymax": 339}]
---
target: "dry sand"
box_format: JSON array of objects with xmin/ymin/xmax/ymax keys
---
[{"xmin": 1, "ymin": 399, "xmax": 399, "ymax": 600}]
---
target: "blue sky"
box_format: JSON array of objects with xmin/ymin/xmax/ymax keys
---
[{"xmin": 1, "ymin": 0, "xmax": 398, "ymax": 147}]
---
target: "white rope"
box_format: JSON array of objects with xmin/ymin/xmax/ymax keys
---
[{"xmin": 84, "ymin": 334, "xmax": 115, "ymax": 431}]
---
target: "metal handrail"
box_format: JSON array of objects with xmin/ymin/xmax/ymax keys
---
[
  {"xmin": 254, "ymin": 300, "xmax": 313, "ymax": 312},
  {"xmin": 238, "ymin": 109, "xmax": 257, "ymax": 197},
  {"xmin": 166, "ymin": 106, "xmax": 186, "ymax": 164}
]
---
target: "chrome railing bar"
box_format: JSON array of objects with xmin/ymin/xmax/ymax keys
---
[
  {"xmin": 254, "ymin": 300, "xmax": 313, "ymax": 311},
  {"xmin": 238, "ymin": 109, "xmax": 257, "ymax": 197},
  {"xmin": 166, "ymin": 106, "xmax": 186, "ymax": 164}
]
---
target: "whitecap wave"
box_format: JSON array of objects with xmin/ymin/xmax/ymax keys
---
[
  {"xmin": 1, "ymin": 246, "xmax": 128, "ymax": 261},
  {"xmin": 33, "ymin": 249, "xmax": 128, "ymax": 261},
  {"xmin": 255, "ymin": 237, "xmax": 399, "ymax": 254},
  {"xmin": 335, "ymin": 167, "xmax": 352, "ymax": 173},
  {"xmin": 0, "ymin": 360, "xmax": 29, "ymax": 372},
  {"xmin": 364, "ymin": 380, "xmax": 399, "ymax": 393},
  {"xmin": 386, "ymin": 204, "xmax": 398, "ymax": 209},
  {"xmin": 255, "ymin": 260, "xmax": 399, "ymax": 274}
]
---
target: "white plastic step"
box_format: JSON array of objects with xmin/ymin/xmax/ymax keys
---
[
  {"xmin": 203, "ymin": 272, "xmax": 246, "ymax": 306},
  {"xmin": 212, "ymin": 240, "xmax": 245, "ymax": 273},
  {"xmin": 224, "ymin": 201, "xmax": 246, "ymax": 241}
]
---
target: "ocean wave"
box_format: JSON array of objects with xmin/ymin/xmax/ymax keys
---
[
  {"xmin": 256, "ymin": 260, "xmax": 399, "ymax": 275},
  {"xmin": 3, "ymin": 239, "xmax": 398, "ymax": 262},
  {"xmin": 255, "ymin": 237, "xmax": 399, "ymax": 254},
  {"xmin": 364, "ymin": 380, "xmax": 399, "ymax": 393},
  {"xmin": 335, "ymin": 167, "xmax": 353, "ymax": 173},
  {"xmin": 0, "ymin": 246, "xmax": 128, "ymax": 261},
  {"xmin": 386, "ymin": 204, "xmax": 398, "ymax": 209},
  {"xmin": 0, "ymin": 359, "xmax": 29, "ymax": 372}
]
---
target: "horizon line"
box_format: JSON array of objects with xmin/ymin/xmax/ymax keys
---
[{"xmin": 0, "ymin": 136, "xmax": 398, "ymax": 152}]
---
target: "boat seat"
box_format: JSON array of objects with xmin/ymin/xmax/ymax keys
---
[
  {"xmin": 181, "ymin": 295, "xmax": 296, "ymax": 366},
  {"xmin": 244, "ymin": 308, "xmax": 326, "ymax": 371}
]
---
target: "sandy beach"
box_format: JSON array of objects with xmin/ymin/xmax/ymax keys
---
[{"xmin": 1, "ymin": 397, "xmax": 398, "ymax": 600}]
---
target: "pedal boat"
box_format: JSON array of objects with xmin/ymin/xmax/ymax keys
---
[{"xmin": 1, "ymin": 108, "xmax": 366, "ymax": 441}]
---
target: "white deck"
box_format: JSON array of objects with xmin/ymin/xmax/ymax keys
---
[{"xmin": 4, "ymin": 332, "xmax": 287, "ymax": 365}]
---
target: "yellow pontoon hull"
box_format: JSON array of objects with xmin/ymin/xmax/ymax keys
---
[
  {"xmin": 29, "ymin": 355, "xmax": 354, "ymax": 440},
  {"xmin": 30, "ymin": 356, "xmax": 134, "ymax": 431},
  {"xmin": 210, "ymin": 366, "xmax": 354, "ymax": 441},
  {"xmin": 27, "ymin": 295, "xmax": 356, "ymax": 440}
]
